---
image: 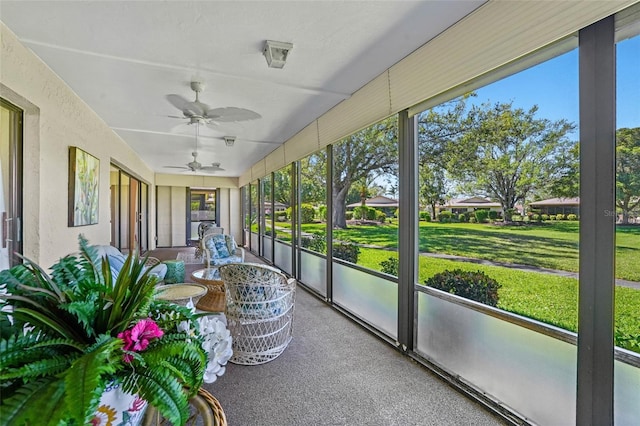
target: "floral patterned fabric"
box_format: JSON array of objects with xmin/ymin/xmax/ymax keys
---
[
  {"xmin": 205, "ymin": 238, "xmax": 220, "ymax": 259},
  {"xmin": 209, "ymin": 234, "xmax": 230, "ymax": 259},
  {"xmin": 92, "ymin": 381, "xmax": 147, "ymax": 426}
]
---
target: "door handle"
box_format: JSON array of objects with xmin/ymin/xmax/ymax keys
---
[{"xmin": 2, "ymin": 212, "xmax": 7, "ymax": 248}]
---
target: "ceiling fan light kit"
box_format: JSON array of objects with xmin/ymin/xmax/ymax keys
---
[
  {"xmin": 224, "ymin": 136, "xmax": 236, "ymax": 147},
  {"xmin": 263, "ymin": 40, "xmax": 293, "ymax": 69}
]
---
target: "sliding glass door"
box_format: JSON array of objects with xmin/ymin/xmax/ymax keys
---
[
  {"xmin": 110, "ymin": 165, "xmax": 149, "ymax": 253},
  {"xmin": 0, "ymin": 99, "xmax": 23, "ymax": 271}
]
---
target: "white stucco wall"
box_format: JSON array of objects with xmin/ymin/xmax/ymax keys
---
[{"xmin": 0, "ymin": 23, "xmax": 155, "ymax": 268}]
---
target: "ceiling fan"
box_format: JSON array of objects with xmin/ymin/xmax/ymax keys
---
[
  {"xmin": 164, "ymin": 122, "xmax": 225, "ymax": 174},
  {"xmin": 166, "ymin": 81, "xmax": 261, "ymax": 127},
  {"xmin": 164, "ymin": 151, "xmax": 225, "ymax": 174}
]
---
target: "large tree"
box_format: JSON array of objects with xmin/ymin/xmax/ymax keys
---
[
  {"xmin": 273, "ymin": 167, "xmax": 292, "ymax": 207},
  {"xmin": 300, "ymin": 151, "xmax": 327, "ymax": 205},
  {"xmin": 332, "ymin": 117, "xmax": 398, "ymax": 228},
  {"xmin": 448, "ymin": 102, "xmax": 575, "ymax": 220},
  {"xmin": 417, "ymin": 95, "xmax": 472, "ymax": 218},
  {"xmin": 418, "ymin": 167, "xmax": 448, "ymax": 219},
  {"xmin": 547, "ymin": 141, "xmax": 580, "ymax": 199},
  {"xmin": 616, "ymin": 127, "xmax": 640, "ymax": 224}
]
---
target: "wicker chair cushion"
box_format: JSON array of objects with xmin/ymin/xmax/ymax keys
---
[
  {"xmin": 211, "ymin": 255, "xmax": 243, "ymax": 266},
  {"xmin": 225, "ymin": 235, "xmax": 238, "ymax": 252},
  {"xmin": 209, "ymin": 234, "xmax": 230, "ymax": 258},
  {"xmin": 204, "ymin": 238, "xmax": 220, "ymax": 259}
]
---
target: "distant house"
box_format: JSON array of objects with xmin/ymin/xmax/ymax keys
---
[
  {"xmin": 529, "ymin": 197, "xmax": 580, "ymax": 216},
  {"xmin": 347, "ymin": 195, "xmax": 399, "ymax": 217},
  {"xmin": 264, "ymin": 201, "xmax": 288, "ymax": 215},
  {"xmin": 347, "ymin": 195, "xmax": 399, "ymax": 209},
  {"xmin": 437, "ymin": 197, "xmax": 503, "ymax": 215}
]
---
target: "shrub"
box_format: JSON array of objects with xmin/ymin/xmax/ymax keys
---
[
  {"xmin": 419, "ymin": 211, "xmax": 431, "ymax": 222},
  {"xmin": 285, "ymin": 207, "xmax": 292, "ymax": 220},
  {"xmin": 300, "ymin": 232, "xmax": 327, "ymax": 254},
  {"xmin": 469, "ymin": 216, "xmax": 477, "ymax": 223},
  {"xmin": 333, "ymin": 241, "xmax": 360, "ymax": 264},
  {"xmin": 541, "ymin": 214, "xmax": 549, "ymax": 221},
  {"xmin": 488, "ymin": 210, "xmax": 499, "ymax": 221},
  {"xmin": 474, "ymin": 209, "xmax": 489, "ymax": 223},
  {"xmin": 531, "ymin": 214, "xmax": 540, "ymax": 221},
  {"xmin": 366, "ymin": 208, "xmax": 378, "ymax": 221},
  {"xmin": 300, "ymin": 203, "xmax": 316, "ymax": 223},
  {"xmin": 549, "ymin": 215, "xmax": 556, "ymax": 220},
  {"xmin": 458, "ymin": 213, "xmax": 468, "ymax": 223},
  {"xmin": 556, "ymin": 213, "xmax": 566, "ymax": 220},
  {"xmin": 375, "ymin": 210, "xmax": 386, "ymax": 223},
  {"xmin": 345, "ymin": 211, "xmax": 353, "ymax": 220},
  {"xmin": 380, "ymin": 257, "xmax": 399, "ymax": 276},
  {"xmin": 439, "ymin": 211, "xmax": 452, "ymax": 223},
  {"xmin": 424, "ymin": 269, "xmax": 501, "ymax": 307},
  {"xmin": 353, "ymin": 205, "xmax": 370, "ymax": 220},
  {"xmin": 318, "ymin": 205, "xmax": 327, "ymax": 221},
  {"xmin": 615, "ymin": 327, "xmax": 640, "ymax": 352},
  {"xmin": 394, "ymin": 208, "xmax": 400, "ymax": 218},
  {"xmin": 567, "ymin": 214, "xmax": 578, "ymax": 221}
]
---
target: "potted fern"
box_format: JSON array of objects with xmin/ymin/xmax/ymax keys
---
[{"xmin": 0, "ymin": 236, "xmax": 208, "ymax": 425}]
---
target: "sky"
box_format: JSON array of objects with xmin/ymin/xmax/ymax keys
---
[
  {"xmin": 381, "ymin": 35, "xmax": 639, "ymax": 196},
  {"xmin": 470, "ymin": 35, "xmax": 639, "ymax": 139}
]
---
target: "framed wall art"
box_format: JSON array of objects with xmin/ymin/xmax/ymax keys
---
[{"xmin": 68, "ymin": 146, "xmax": 99, "ymax": 226}]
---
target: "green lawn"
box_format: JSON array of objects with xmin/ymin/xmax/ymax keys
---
[
  {"xmin": 358, "ymin": 247, "xmax": 640, "ymax": 352},
  {"xmin": 264, "ymin": 221, "xmax": 640, "ymax": 351},
  {"xmin": 295, "ymin": 221, "xmax": 640, "ymax": 282}
]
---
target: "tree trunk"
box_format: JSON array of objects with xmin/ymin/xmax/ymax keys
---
[
  {"xmin": 333, "ymin": 186, "xmax": 349, "ymax": 228},
  {"xmin": 502, "ymin": 203, "xmax": 513, "ymax": 223}
]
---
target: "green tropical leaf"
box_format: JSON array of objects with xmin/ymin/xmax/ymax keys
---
[
  {"xmin": 121, "ymin": 367, "xmax": 189, "ymax": 426},
  {"xmin": 1, "ymin": 354, "xmax": 72, "ymax": 381},
  {"xmin": 11, "ymin": 307, "xmax": 82, "ymax": 341},
  {"xmin": 0, "ymin": 378, "xmax": 68, "ymax": 426},
  {"xmin": 63, "ymin": 337, "xmax": 121, "ymax": 423},
  {"xmin": 1, "ymin": 236, "xmax": 210, "ymax": 424},
  {"xmin": 64, "ymin": 298, "xmax": 100, "ymax": 338},
  {"xmin": 141, "ymin": 340, "xmax": 206, "ymax": 390}
]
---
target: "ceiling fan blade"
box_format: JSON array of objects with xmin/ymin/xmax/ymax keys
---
[
  {"xmin": 201, "ymin": 162, "xmax": 225, "ymax": 172},
  {"xmin": 205, "ymin": 107, "xmax": 261, "ymax": 123},
  {"xmin": 166, "ymin": 94, "xmax": 191, "ymax": 111},
  {"xmin": 183, "ymin": 100, "xmax": 211, "ymax": 117},
  {"xmin": 163, "ymin": 166, "xmax": 190, "ymax": 169}
]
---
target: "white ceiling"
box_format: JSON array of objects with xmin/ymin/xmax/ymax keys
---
[{"xmin": 0, "ymin": 1, "xmax": 484, "ymax": 177}]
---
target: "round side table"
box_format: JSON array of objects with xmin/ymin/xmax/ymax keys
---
[{"xmin": 191, "ymin": 268, "xmax": 226, "ymax": 313}]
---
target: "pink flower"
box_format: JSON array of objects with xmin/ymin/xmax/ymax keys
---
[{"xmin": 117, "ymin": 319, "xmax": 164, "ymax": 362}]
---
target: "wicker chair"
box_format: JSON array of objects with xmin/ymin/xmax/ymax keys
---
[
  {"xmin": 202, "ymin": 233, "xmax": 245, "ymax": 268},
  {"xmin": 219, "ymin": 263, "xmax": 296, "ymax": 365}
]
